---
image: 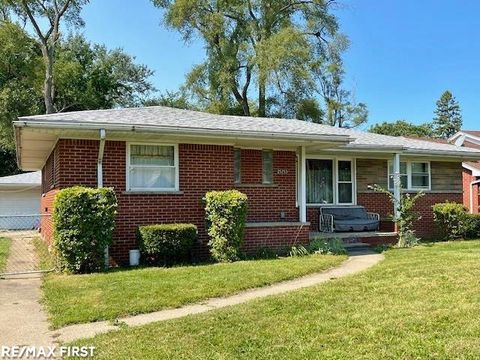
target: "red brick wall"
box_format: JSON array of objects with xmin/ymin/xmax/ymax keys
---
[
  {"xmin": 42, "ymin": 139, "xmax": 301, "ymax": 263},
  {"xmin": 463, "ymin": 169, "xmax": 479, "ymax": 213},
  {"xmin": 243, "ymin": 224, "xmax": 309, "ymax": 253},
  {"xmin": 40, "ymin": 189, "xmax": 58, "ymax": 244},
  {"xmin": 235, "ymin": 150, "xmax": 298, "ymax": 222}
]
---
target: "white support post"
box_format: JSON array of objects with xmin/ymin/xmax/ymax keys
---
[
  {"xmin": 299, "ymin": 146, "xmax": 307, "ymax": 223},
  {"xmin": 393, "ymin": 153, "xmax": 401, "ymax": 220}
]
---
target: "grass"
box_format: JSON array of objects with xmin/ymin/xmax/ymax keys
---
[
  {"xmin": 0, "ymin": 237, "xmax": 11, "ymax": 272},
  {"xmin": 33, "ymin": 237, "xmax": 54, "ymax": 271},
  {"xmin": 41, "ymin": 253, "xmax": 345, "ymax": 328},
  {"xmin": 73, "ymin": 241, "xmax": 480, "ymax": 359}
]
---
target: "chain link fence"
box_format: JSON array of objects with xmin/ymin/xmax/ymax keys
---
[{"xmin": 0, "ymin": 214, "xmax": 53, "ymax": 277}]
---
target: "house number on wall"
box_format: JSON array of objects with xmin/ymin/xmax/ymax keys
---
[{"xmin": 277, "ymin": 169, "xmax": 288, "ymax": 175}]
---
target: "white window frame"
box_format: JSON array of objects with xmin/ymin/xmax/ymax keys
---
[
  {"xmin": 126, "ymin": 142, "xmax": 179, "ymax": 192},
  {"xmin": 262, "ymin": 149, "xmax": 274, "ymax": 185},
  {"xmin": 305, "ymin": 156, "xmax": 356, "ymax": 206},
  {"xmin": 388, "ymin": 160, "xmax": 431, "ymax": 191}
]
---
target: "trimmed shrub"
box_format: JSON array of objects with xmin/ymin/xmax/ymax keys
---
[
  {"xmin": 136, "ymin": 224, "xmax": 197, "ymax": 266},
  {"xmin": 432, "ymin": 202, "xmax": 469, "ymax": 240},
  {"xmin": 466, "ymin": 214, "xmax": 480, "ymax": 239},
  {"xmin": 53, "ymin": 186, "xmax": 117, "ymax": 273},
  {"xmin": 204, "ymin": 190, "xmax": 248, "ymax": 262}
]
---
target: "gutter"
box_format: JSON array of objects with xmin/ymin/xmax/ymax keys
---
[
  {"xmin": 470, "ymin": 179, "xmax": 480, "ymax": 214},
  {"xmin": 13, "ymin": 120, "xmax": 353, "ymax": 144}
]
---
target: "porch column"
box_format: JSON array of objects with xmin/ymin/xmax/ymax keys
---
[
  {"xmin": 299, "ymin": 146, "xmax": 307, "ymax": 223},
  {"xmin": 393, "ymin": 153, "xmax": 401, "ymax": 219}
]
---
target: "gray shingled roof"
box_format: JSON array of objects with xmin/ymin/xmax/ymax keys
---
[
  {"xmin": 0, "ymin": 171, "xmax": 41, "ymax": 186},
  {"xmin": 17, "ymin": 106, "xmax": 480, "ymax": 154}
]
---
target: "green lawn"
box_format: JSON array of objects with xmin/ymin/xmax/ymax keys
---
[
  {"xmin": 73, "ymin": 241, "xmax": 480, "ymax": 359},
  {"xmin": 42, "ymin": 253, "xmax": 345, "ymax": 328},
  {"xmin": 0, "ymin": 237, "xmax": 11, "ymax": 272}
]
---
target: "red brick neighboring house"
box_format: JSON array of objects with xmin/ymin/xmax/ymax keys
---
[
  {"xmin": 14, "ymin": 107, "xmax": 480, "ymax": 264},
  {"xmin": 449, "ymin": 131, "xmax": 480, "ymax": 213}
]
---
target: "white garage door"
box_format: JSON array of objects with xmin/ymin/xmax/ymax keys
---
[{"xmin": 0, "ymin": 188, "xmax": 41, "ymax": 229}]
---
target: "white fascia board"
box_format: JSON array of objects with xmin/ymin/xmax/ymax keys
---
[
  {"xmin": 13, "ymin": 120, "xmax": 353, "ymax": 145},
  {"xmin": 463, "ymin": 162, "xmax": 480, "ymax": 176}
]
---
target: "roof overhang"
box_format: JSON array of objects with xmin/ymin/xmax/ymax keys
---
[
  {"xmin": 463, "ymin": 162, "xmax": 480, "ymax": 176},
  {"xmin": 14, "ymin": 120, "xmax": 353, "ymax": 171}
]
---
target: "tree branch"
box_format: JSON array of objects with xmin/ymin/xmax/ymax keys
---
[{"xmin": 21, "ymin": 0, "xmax": 47, "ymax": 44}]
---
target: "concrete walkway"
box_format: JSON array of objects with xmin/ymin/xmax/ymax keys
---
[
  {"xmin": 0, "ymin": 234, "xmax": 54, "ymax": 347},
  {"xmin": 55, "ymin": 248, "xmax": 384, "ymax": 343}
]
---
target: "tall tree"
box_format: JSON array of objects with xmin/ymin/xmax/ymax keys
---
[
  {"xmin": 432, "ymin": 90, "xmax": 462, "ymax": 139},
  {"xmin": 153, "ymin": 0, "xmax": 364, "ymax": 124},
  {"xmin": 369, "ymin": 120, "xmax": 434, "ymax": 138},
  {"xmin": 0, "ymin": 21, "xmax": 42, "ymax": 149},
  {"xmin": 54, "ymin": 34, "xmax": 155, "ymax": 111},
  {"xmin": 6, "ymin": 0, "xmax": 88, "ymax": 113}
]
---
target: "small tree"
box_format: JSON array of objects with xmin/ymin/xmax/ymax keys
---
[
  {"xmin": 372, "ymin": 183, "xmax": 425, "ymax": 248},
  {"xmin": 432, "ymin": 90, "xmax": 462, "ymax": 139}
]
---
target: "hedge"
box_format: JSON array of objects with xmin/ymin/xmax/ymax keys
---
[
  {"xmin": 204, "ymin": 190, "xmax": 248, "ymax": 262},
  {"xmin": 431, "ymin": 201, "xmax": 480, "ymax": 240},
  {"xmin": 53, "ymin": 186, "xmax": 117, "ymax": 273},
  {"xmin": 136, "ymin": 223, "xmax": 197, "ymax": 266}
]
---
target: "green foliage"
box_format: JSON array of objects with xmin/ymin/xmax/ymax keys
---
[
  {"xmin": 53, "ymin": 187, "xmax": 117, "ymax": 273},
  {"xmin": 289, "ymin": 245, "xmax": 310, "ymax": 257},
  {"xmin": 432, "ymin": 202, "xmax": 469, "ymax": 240},
  {"xmin": 136, "ymin": 224, "xmax": 197, "ymax": 266},
  {"xmin": 309, "ymin": 237, "xmax": 347, "ymax": 255},
  {"xmin": 0, "ymin": 21, "xmax": 42, "ymax": 152},
  {"xmin": 54, "ymin": 34, "xmax": 155, "ymax": 111},
  {"xmin": 204, "ymin": 190, "xmax": 248, "ymax": 262},
  {"xmin": 369, "ymin": 120, "xmax": 434, "ymax": 138},
  {"xmin": 432, "ymin": 90, "xmax": 462, "ymax": 139},
  {"xmin": 143, "ymin": 90, "xmax": 194, "ymax": 110},
  {"xmin": 466, "ymin": 214, "xmax": 480, "ymax": 239},
  {"xmin": 373, "ymin": 184, "xmax": 424, "ymax": 248}
]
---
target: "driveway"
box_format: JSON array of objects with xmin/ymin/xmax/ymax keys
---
[{"xmin": 0, "ymin": 233, "xmax": 54, "ymax": 347}]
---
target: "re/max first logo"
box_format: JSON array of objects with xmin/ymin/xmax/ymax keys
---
[{"xmin": 1, "ymin": 346, "xmax": 95, "ymax": 358}]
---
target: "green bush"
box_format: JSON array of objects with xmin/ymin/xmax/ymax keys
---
[
  {"xmin": 136, "ymin": 224, "xmax": 197, "ymax": 266},
  {"xmin": 432, "ymin": 202, "xmax": 469, "ymax": 240},
  {"xmin": 308, "ymin": 237, "xmax": 347, "ymax": 255},
  {"xmin": 466, "ymin": 214, "xmax": 480, "ymax": 239},
  {"xmin": 204, "ymin": 190, "xmax": 248, "ymax": 262},
  {"xmin": 53, "ymin": 186, "xmax": 117, "ymax": 273}
]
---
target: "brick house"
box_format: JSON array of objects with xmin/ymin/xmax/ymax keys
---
[
  {"xmin": 14, "ymin": 107, "xmax": 480, "ymax": 264},
  {"xmin": 449, "ymin": 131, "xmax": 480, "ymax": 213}
]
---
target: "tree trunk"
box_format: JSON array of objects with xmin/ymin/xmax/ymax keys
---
[
  {"xmin": 42, "ymin": 46, "xmax": 55, "ymax": 114},
  {"xmin": 258, "ymin": 78, "xmax": 266, "ymax": 117}
]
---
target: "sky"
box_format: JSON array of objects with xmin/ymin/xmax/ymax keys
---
[{"xmin": 79, "ymin": 0, "xmax": 480, "ymax": 130}]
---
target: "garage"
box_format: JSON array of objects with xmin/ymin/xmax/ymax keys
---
[{"xmin": 0, "ymin": 172, "xmax": 41, "ymax": 230}]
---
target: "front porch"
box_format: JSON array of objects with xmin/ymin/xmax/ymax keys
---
[{"xmin": 309, "ymin": 230, "xmax": 398, "ymax": 246}]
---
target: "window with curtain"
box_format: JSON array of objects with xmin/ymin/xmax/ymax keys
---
[
  {"xmin": 127, "ymin": 144, "xmax": 177, "ymax": 191},
  {"xmin": 337, "ymin": 160, "xmax": 353, "ymax": 204},
  {"xmin": 234, "ymin": 148, "xmax": 241, "ymax": 184},
  {"xmin": 306, "ymin": 159, "xmax": 333, "ymax": 204},
  {"xmin": 262, "ymin": 150, "xmax": 273, "ymax": 184}
]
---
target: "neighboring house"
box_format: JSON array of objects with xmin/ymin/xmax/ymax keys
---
[
  {"xmin": 449, "ymin": 131, "xmax": 480, "ymax": 213},
  {"xmin": 13, "ymin": 107, "xmax": 480, "ymax": 264},
  {"xmin": 0, "ymin": 171, "xmax": 41, "ymax": 229}
]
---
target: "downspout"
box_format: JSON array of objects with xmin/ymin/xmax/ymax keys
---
[
  {"xmin": 393, "ymin": 153, "xmax": 401, "ymax": 220},
  {"xmin": 97, "ymin": 129, "xmax": 108, "ymax": 268},
  {"xmin": 470, "ymin": 179, "xmax": 480, "ymax": 214}
]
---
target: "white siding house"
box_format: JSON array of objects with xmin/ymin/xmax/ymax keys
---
[{"xmin": 0, "ymin": 172, "xmax": 41, "ymax": 230}]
